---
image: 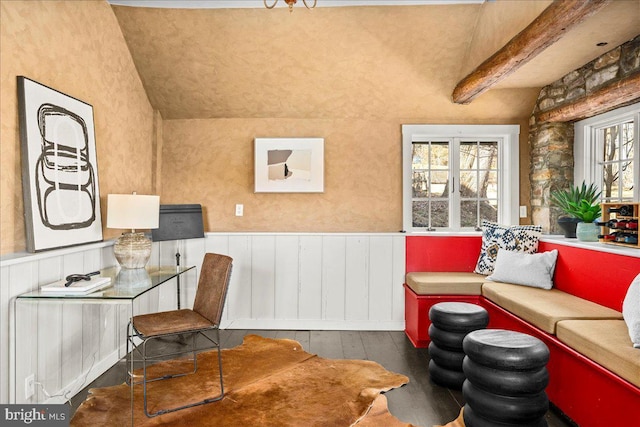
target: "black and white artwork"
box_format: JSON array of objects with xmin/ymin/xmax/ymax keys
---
[
  {"xmin": 267, "ymin": 149, "xmax": 312, "ymax": 181},
  {"xmin": 18, "ymin": 76, "xmax": 103, "ymax": 252},
  {"xmin": 254, "ymin": 138, "xmax": 324, "ymax": 193}
]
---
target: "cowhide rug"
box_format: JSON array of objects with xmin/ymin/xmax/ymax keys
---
[{"xmin": 71, "ymin": 334, "xmax": 417, "ymax": 426}]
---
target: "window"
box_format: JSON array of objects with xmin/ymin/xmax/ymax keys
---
[
  {"xmin": 402, "ymin": 125, "xmax": 520, "ymax": 232},
  {"xmin": 574, "ymin": 102, "xmax": 640, "ymax": 203}
]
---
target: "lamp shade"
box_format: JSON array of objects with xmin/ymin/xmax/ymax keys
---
[{"xmin": 106, "ymin": 194, "xmax": 160, "ymax": 230}]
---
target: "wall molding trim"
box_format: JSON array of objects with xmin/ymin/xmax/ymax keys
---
[{"xmin": 221, "ymin": 319, "xmax": 405, "ymax": 331}]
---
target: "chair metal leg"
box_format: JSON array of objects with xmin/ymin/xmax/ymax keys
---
[
  {"xmin": 192, "ymin": 332, "xmax": 198, "ymax": 373},
  {"xmin": 214, "ymin": 328, "xmax": 224, "ymax": 399},
  {"xmin": 130, "ymin": 328, "xmax": 225, "ymax": 418},
  {"xmin": 126, "ymin": 322, "xmax": 134, "ymax": 386}
]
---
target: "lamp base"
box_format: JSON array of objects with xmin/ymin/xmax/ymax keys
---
[{"xmin": 114, "ymin": 232, "xmax": 152, "ymax": 269}]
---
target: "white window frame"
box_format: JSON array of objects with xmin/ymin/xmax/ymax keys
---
[
  {"xmin": 402, "ymin": 124, "xmax": 520, "ymax": 233},
  {"xmin": 574, "ymin": 102, "xmax": 640, "ymax": 201}
]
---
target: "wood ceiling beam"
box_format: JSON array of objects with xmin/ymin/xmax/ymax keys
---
[
  {"xmin": 452, "ymin": 0, "xmax": 611, "ymax": 105},
  {"xmin": 536, "ymin": 71, "xmax": 640, "ymax": 123}
]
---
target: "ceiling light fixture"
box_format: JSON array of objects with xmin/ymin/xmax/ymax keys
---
[{"xmin": 264, "ymin": 0, "xmax": 317, "ymax": 13}]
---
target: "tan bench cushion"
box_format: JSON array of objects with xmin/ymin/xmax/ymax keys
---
[
  {"xmin": 405, "ymin": 272, "xmax": 485, "ymax": 295},
  {"xmin": 557, "ymin": 319, "xmax": 640, "ymax": 388},
  {"xmin": 482, "ymin": 281, "xmax": 623, "ymax": 334}
]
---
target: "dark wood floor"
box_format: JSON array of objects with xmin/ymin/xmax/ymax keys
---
[{"xmin": 69, "ymin": 330, "xmax": 575, "ymax": 426}]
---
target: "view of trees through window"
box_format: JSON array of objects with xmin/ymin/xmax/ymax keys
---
[
  {"xmin": 600, "ymin": 120, "xmax": 634, "ymax": 202},
  {"xmin": 412, "ymin": 140, "xmax": 498, "ymax": 230}
]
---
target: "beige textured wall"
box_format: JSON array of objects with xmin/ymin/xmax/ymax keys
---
[
  {"xmin": 162, "ymin": 119, "xmax": 401, "ymax": 232},
  {"xmin": 112, "ymin": 3, "xmax": 539, "ymax": 232},
  {"xmin": 162, "ymin": 115, "xmax": 533, "ymax": 232},
  {"xmin": 0, "ymin": 0, "xmax": 155, "ymax": 254},
  {"xmin": 0, "ymin": 1, "xmax": 539, "ymax": 250}
]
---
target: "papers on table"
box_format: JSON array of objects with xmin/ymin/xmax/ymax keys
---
[{"xmin": 40, "ymin": 276, "xmax": 112, "ymax": 295}]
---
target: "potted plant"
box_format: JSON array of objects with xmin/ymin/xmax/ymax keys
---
[{"xmin": 550, "ymin": 181, "xmax": 601, "ymax": 239}]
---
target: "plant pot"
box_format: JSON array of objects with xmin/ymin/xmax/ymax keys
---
[
  {"xmin": 557, "ymin": 217, "xmax": 581, "ymax": 238},
  {"xmin": 576, "ymin": 222, "xmax": 599, "ymax": 242}
]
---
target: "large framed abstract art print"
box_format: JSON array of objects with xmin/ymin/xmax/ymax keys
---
[
  {"xmin": 254, "ymin": 137, "xmax": 324, "ymax": 193},
  {"xmin": 18, "ymin": 76, "xmax": 103, "ymax": 252}
]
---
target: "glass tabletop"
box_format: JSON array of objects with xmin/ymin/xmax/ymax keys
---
[{"xmin": 17, "ymin": 265, "xmax": 195, "ymax": 300}]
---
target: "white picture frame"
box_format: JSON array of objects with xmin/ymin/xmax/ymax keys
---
[
  {"xmin": 254, "ymin": 137, "xmax": 324, "ymax": 193},
  {"xmin": 18, "ymin": 76, "xmax": 103, "ymax": 252}
]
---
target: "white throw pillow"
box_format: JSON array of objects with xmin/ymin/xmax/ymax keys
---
[
  {"xmin": 622, "ymin": 273, "xmax": 640, "ymax": 349},
  {"xmin": 487, "ymin": 249, "xmax": 558, "ymax": 290}
]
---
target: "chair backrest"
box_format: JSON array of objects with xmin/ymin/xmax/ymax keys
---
[{"xmin": 193, "ymin": 253, "xmax": 233, "ymax": 326}]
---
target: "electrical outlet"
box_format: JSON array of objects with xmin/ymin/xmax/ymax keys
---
[
  {"xmin": 25, "ymin": 374, "xmax": 35, "ymax": 400},
  {"xmin": 235, "ymin": 204, "xmax": 244, "ymax": 217}
]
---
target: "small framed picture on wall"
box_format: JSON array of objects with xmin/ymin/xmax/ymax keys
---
[{"xmin": 254, "ymin": 137, "xmax": 324, "ymax": 193}]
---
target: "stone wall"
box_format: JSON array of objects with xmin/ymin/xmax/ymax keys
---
[{"xmin": 529, "ymin": 35, "xmax": 640, "ymax": 234}]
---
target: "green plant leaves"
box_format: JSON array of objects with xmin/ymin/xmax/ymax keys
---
[{"xmin": 550, "ymin": 181, "xmax": 602, "ymax": 222}]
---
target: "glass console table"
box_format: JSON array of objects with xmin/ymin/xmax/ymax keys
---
[
  {"xmin": 12, "ymin": 265, "xmax": 195, "ymax": 407},
  {"xmin": 17, "ymin": 265, "xmax": 194, "ymax": 301}
]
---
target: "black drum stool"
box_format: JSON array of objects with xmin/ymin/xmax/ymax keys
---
[
  {"xmin": 462, "ymin": 329, "xmax": 550, "ymax": 427},
  {"xmin": 428, "ymin": 302, "xmax": 489, "ymax": 389}
]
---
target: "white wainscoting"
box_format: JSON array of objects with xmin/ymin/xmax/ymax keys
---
[
  {"xmin": 204, "ymin": 233, "xmax": 406, "ymax": 330},
  {"xmin": 1, "ymin": 232, "xmax": 406, "ymax": 404},
  {"xmin": 2, "ymin": 242, "xmax": 120, "ymax": 405}
]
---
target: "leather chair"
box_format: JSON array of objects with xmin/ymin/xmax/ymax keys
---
[{"xmin": 127, "ymin": 253, "xmax": 232, "ymax": 417}]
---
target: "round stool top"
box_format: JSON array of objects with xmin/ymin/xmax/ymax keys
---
[
  {"xmin": 463, "ymin": 329, "xmax": 549, "ymax": 370},
  {"xmin": 431, "ymin": 302, "xmax": 487, "ymax": 315},
  {"xmin": 429, "ymin": 302, "xmax": 489, "ymax": 332}
]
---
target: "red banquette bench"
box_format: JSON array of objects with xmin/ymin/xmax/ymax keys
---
[{"xmin": 404, "ymin": 235, "xmax": 640, "ymax": 427}]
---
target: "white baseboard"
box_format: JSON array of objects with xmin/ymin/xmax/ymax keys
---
[{"xmin": 220, "ymin": 319, "xmax": 405, "ymax": 331}]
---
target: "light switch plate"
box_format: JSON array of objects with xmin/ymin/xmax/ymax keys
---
[{"xmin": 519, "ymin": 205, "xmax": 527, "ymax": 218}]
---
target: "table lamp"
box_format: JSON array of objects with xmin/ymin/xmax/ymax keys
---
[{"xmin": 107, "ymin": 193, "xmax": 160, "ymax": 269}]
